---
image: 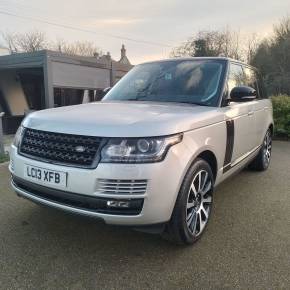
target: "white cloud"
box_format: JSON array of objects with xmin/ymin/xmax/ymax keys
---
[
  {"xmin": 83, "ymin": 17, "xmax": 145, "ymax": 28},
  {"xmin": 0, "ymin": 0, "xmax": 289, "ymax": 63}
]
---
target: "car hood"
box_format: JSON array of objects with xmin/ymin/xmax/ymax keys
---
[{"xmin": 23, "ymin": 101, "xmax": 224, "ymax": 137}]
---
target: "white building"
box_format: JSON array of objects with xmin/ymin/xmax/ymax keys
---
[{"xmin": 0, "ymin": 46, "xmax": 9, "ymax": 56}]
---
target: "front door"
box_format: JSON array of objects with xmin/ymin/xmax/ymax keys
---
[
  {"xmin": 222, "ymin": 62, "xmax": 257, "ymax": 171},
  {"xmin": 243, "ymin": 67, "xmax": 270, "ymax": 147}
]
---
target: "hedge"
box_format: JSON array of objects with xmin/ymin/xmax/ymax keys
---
[
  {"xmin": 0, "ymin": 153, "xmax": 9, "ymax": 164},
  {"xmin": 271, "ymin": 95, "xmax": 290, "ymax": 138}
]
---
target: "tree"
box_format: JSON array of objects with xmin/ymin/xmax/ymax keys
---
[
  {"xmin": 244, "ymin": 33, "xmax": 261, "ymax": 64},
  {"xmin": 2, "ymin": 32, "xmax": 19, "ymax": 53},
  {"xmin": 2, "ymin": 30, "xmax": 46, "ymax": 53},
  {"xmin": 251, "ymin": 17, "xmax": 290, "ymax": 95},
  {"xmin": 171, "ymin": 29, "xmax": 244, "ymax": 60},
  {"xmin": 274, "ymin": 17, "xmax": 290, "ymax": 41},
  {"xmin": 54, "ymin": 40, "xmax": 102, "ymax": 57},
  {"xmin": 1, "ymin": 30, "xmax": 102, "ymax": 57}
]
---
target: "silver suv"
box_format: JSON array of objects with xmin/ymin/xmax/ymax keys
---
[{"xmin": 10, "ymin": 57, "xmax": 273, "ymax": 244}]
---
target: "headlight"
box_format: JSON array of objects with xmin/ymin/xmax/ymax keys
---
[
  {"xmin": 101, "ymin": 134, "xmax": 183, "ymax": 163},
  {"xmin": 13, "ymin": 126, "xmax": 24, "ymax": 147}
]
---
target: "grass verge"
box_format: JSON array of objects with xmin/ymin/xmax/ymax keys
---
[{"xmin": 0, "ymin": 153, "xmax": 9, "ymax": 164}]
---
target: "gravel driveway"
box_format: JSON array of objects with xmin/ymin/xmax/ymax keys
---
[{"xmin": 0, "ymin": 141, "xmax": 289, "ymax": 290}]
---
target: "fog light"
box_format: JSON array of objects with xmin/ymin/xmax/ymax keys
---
[{"xmin": 107, "ymin": 200, "xmax": 130, "ymax": 208}]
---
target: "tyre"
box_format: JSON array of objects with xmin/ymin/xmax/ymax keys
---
[
  {"xmin": 163, "ymin": 158, "xmax": 214, "ymax": 245},
  {"xmin": 249, "ymin": 129, "xmax": 272, "ymax": 171}
]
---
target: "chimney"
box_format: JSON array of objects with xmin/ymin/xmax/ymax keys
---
[
  {"xmin": 106, "ymin": 51, "xmax": 111, "ymax": 61},
  {"xmin": 121, "ymin": 44, "xmax": 126, "ymax": 59}
]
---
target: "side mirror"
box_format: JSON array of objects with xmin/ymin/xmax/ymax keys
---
[{"xmin": 230, "ymin": 86, "xmax": 257, "ymax": 102}]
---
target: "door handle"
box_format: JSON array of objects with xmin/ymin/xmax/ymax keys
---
[{"xmin": 248, "ymin": 111, "xmax": 254, "ymax": 116}]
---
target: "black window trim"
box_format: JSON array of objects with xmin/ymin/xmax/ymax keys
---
[
  {"xmin": 241, "ymin": 65, "xmax": 262, "ymax": 99},
  {"xmin": 220, "ymin": 60, "xmax": 267, "ymax": 107}
]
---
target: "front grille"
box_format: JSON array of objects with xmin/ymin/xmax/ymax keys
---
[
  {"xmin": 20, "ymin": 128, "xmax": 102, "ymax": 168},
  {"xmin": 96, "ymin": 179, "xmax": 148, "ymax": 195}
]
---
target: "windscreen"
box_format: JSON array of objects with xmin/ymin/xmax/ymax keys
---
[{"xmin": 104, "ymin": 60, "xmax": 226, "ymax": 106}]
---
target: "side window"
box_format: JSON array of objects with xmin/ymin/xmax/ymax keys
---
[
  {"xmin": 243, "ymin": 67, "xmax": 260, "ymax": 98},
  {"xmin": 227, "ymin": 63, "xmax": 245, "ymax": 93},
  {"xmin": 226, "ymin": 63, "xmax": 266, "ymax": 103}
]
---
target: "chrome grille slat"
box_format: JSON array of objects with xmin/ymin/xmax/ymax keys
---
[
  {"xmin": 96, "ymin": 179, "xmax": 148, "ymax": 195},
  {"xmin": 97, "ymin": 179, "xmax": 147, "ymax": 184},
  {"xmin": 96, "ymin": 188, "xmax": 147, "ymax": 192},
  {"xmin": 98, "ymin": 182, "xmax": 147, "ymax": 186},
  {"xmin": 99, "ymin": 190, "xmax": 147, "ymax": 194},
  {"xmin": 98, "ymin": 185, "xmax": 147, "ymax": 189},
  {"xmin": 97, "ymin": 182, "xmax": 147, "ymax": 186}
]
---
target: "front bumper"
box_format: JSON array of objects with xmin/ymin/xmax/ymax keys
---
[{"xmin": 9, "ymin": 143, "xmax": 191, "ymax": 225}]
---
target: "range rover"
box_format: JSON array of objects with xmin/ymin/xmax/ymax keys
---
[{"xmin": 9, "ymin": 57, "xmax": 273, "ymax": 244}]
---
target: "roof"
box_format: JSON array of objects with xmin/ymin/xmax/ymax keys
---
[
  {"xmin": 0, "ymin": 50, "xmax": 46, "ymax": 69},
  {"xmin": 0, "ymin": 49, "xmax": 133, "ymax": 70}
]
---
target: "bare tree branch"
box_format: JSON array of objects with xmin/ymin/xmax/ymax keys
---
[
  {"xmin": 244, "ymin": 33, "xmax": 261, "ymax": 64},
  {"xmin": 53, "ymin": 39, "xmax": 102, "ymax": 57},
  {"xmin": 1, "ymin": 31, "xmax": 19, "ymax": 54},
  {"xmin": 1, "ymin": 30, "xmax": 46, "ymax": 53},
  {"xmin": 1, "ymin": 31, "xmax": 102, "ymax": 57},
  {"xmin": 170, "ymin": 28, "xmax": 245, "ymax": 61}
]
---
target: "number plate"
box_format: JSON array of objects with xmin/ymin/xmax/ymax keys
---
[{"xmin": 24, "ymin": 164, "xmax": 67, "ymax": 189}]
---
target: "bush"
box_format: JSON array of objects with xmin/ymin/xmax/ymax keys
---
[
  {"xmin": 0, "ymin": 153, "xmax": 9, "ymax": 163},
  {"xmin": 271, "ymin": 95, "xmax": 290, "ymax": 138}
]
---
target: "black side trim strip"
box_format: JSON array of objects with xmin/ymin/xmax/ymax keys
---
[
  {"xmin": 223, "ymin": 164, "xmax": 232, "ymax": 173},
  {"xmin": 223, "ymin": 120, "xmax": 235, "ymax": 173},
  {"xmin": 223, "ymin": 145, "xmax": 261, "ymax": 173}
]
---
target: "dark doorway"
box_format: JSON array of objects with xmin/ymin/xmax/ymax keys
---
[
  {"xmin": 18, "ymin": 68, "xmax": 45, "ymax": 111},
  {"xmin": 53, "ymin": 88, "xmax": 97, "ymax": 107}
]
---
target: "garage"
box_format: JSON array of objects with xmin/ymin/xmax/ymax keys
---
[{"xmin": 0, "ymin": 47, "xmax": 132, "ymax": 134}]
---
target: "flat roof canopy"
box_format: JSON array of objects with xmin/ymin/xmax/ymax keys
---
[{"xmin": 0, "ymin": 50, "xmax": 111, "ymax": 88}]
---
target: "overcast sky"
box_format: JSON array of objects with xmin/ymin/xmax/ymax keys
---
[{"xmin": 0, "ymin": 0, "xmax": 289, "ymax": 64}]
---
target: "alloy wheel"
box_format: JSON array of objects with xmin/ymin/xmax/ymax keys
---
[
  {"xmin": 186, "ymin": 169, "xmax": 213, "ymax": 237},
  {"xmin": 263, "ymin": 131, "xmax": 272, "ymax": 166}
]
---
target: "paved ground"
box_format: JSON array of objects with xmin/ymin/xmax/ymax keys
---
[{"xmin": 0, "ymin": 141, "xmax": 289, "ymax": 290}]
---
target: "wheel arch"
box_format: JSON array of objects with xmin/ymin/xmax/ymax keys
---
[
  {"xmin": 196, "ymin": 150, "xmax": 218, "ymax": 182},
  {"xmin": 269, "ymin": 123, "xmax": 274, "ymax": 136},
  {"xmin": 182, "ymin": 148, "xmax": 219, "ymax": 183}
]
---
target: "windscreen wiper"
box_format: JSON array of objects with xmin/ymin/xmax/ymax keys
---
[{"xmin": 169, "ymin": 101, "xmax": 208, "ymax": 106}]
